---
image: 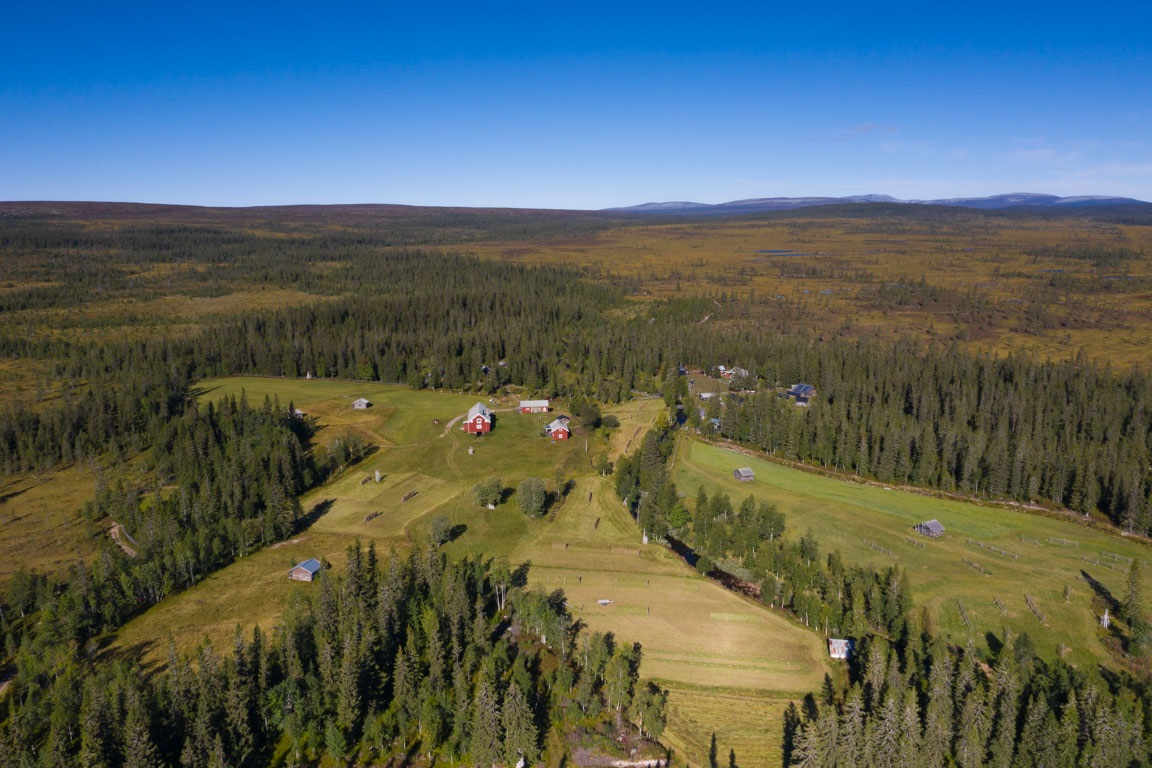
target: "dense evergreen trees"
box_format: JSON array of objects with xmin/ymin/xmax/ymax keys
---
[
  {"xmin": 4, "ymin": 214, "xmax": 1152, "ymax": 763},
  {"xmin": 788, "ymin": 631, "xmax": 1151, "ymax": 767},
  {"xmin": 0, "ymin": 544, "xmax": 663, "ymax": 766},
  {"xmin": 616, "ymin": 423, "xmax": 1152, "ymax": 766},
  {"xmin": 712, "ymin": 337, "xmax": 1152, "ymax": 534},
  {"xmin": 2, "ymin": 393, "xmax": 315, "ymax": 652},
  {"xmin": 5, "ymin": 239, "xmax": 1152, "ymax": 532}
]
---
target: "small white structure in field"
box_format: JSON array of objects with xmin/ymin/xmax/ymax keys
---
[{"xmin": 352, "ymin": 397, "xmax": 371, "ymax": 410}]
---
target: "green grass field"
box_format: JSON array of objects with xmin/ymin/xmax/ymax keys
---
[
  {"xmin": 674, "ymin": 437, "xmax": 1152, "ymax": 667},
  {"xmin": 110, "ymin": 380, "xmax": 826, "ymax": 767},
  {"xmin": 0, "ymin": 464, "xmax": 103, "ymax": 580}
]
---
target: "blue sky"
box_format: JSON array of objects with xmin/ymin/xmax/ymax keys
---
[{"xmin": 2, "ymin": 2, "xmax": 1150, "ymax": 208}]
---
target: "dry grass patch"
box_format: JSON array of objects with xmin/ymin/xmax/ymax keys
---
[
  {"xmin": 457, "ymin": 216, "xmax": 1152, "ymax": 369},
  {"xmin": 0, "ymin": 465, "xmax": 102, "ymax": 582},
  {"xmin": 660, "ymin": 683, "xmax": 793, "ymax": 768}
]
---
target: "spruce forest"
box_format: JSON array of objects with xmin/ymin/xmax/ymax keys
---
[{"xmin": 1, "ymin": 202, "xmax": 1152, "ymax": 766}]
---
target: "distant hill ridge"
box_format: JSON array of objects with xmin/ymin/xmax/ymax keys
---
[{"xmin": 605, "ymin": 192, "xmax": 1149, "ymax": 214}]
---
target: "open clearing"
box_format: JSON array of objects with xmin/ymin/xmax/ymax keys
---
[
  {"xmin": 0, "ymin": 464, "xmax": 102, "ymax": 580},
  {"xmin": 674, "ymin": 437, "xmax": 1152, "ymax": 667},
  {"xmin": 111, "ymin": 380, "xmax": 826, "ymax": 767}
]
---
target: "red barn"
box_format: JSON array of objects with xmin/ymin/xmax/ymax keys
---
[
  {"xmin": 547, "ymin": 418, "xmax": 570, "ymax": 440},
  {"xmin": 464, "ymin": 402, "xmax": 493, "ymax": 434},
  {"xmin": 519, "ymin": 399, "xmax": 550, "ymax": 413}
]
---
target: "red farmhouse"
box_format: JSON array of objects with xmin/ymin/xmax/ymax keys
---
[
  {"xmin": 547, "ymin": 418, "xmax": 570, "ymax": 440},
  {"xmin": 519, "ymin": 399, "xmax": 550, "ymax": 414},
  {"xmin": 464, "ymin": 402, "xmax": 493, "ymax": 434}
]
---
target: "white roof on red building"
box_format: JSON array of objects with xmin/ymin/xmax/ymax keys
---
[{"xmin": 468, "ymin": 402, "xmax": 492, "ymax": 421}]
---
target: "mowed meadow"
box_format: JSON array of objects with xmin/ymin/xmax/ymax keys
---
[
  {"xmin": 459, "ymin": 211, "xmax": 1152, "ymax": 369},
  {"xmin": 674, "ymin": 437, "xmax": 1152, "ymax": 668},
  {"xmin": 110, "ymin": 379, "xmax": 826, "ymax": 767}
]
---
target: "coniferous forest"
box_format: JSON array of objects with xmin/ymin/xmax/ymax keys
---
[
  {"xmin": 1, "ymin": 543, "xmax": 662, "ymax": 767},
  {"xmin": 615, "ymin": 422, "xmax": 1152, "ymax": 767},
  {"xmin": 1, "ymin": 206, "xmax": 1152, "ymax": 765}
]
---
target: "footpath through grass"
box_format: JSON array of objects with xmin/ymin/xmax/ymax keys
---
[{"xmin": 675, "ymin": 437, "xmax": 1152, "ymax": 668}]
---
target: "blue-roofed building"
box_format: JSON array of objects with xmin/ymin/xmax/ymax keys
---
[
  {"xmin": 289, "ymin": 558, "xmax": 323, "ymax": 582},
  {"xmin": 786, "ymin": 383, "xmax": 816, "ymax": 406}
]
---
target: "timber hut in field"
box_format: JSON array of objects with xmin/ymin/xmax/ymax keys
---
[
  {"xmin": 289, "ymin": 558, "xmax": 323, "ymax": 582},
  {"xmin": 352, "ymin": 397, "xmax": 372, "ymax": 410},
  {"xmin": 914, "ymin": 519, "xmax": 946, "ymax": 538},
  {"xmin": 546, "ymin": 418, "xmax": 571, "ymax": 440},
  {"xmin": 519, "ymin": 399, "xmax": 550, "ymax": 413},
  {"xmin": 828, "ymin": 638, "xmax": 854, "ymax": 659},
  {"xmin": 463, "ymin": 402, "xmax": 493, "ymax": 434},
  {"xmin": 734, "ymin": 467, "xmax": 755, "ymax": 482}
]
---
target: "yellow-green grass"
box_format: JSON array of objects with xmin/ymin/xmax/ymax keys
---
[
  {"xmin": 0, "ymin": 289, "xmax": 323, "ymax": 344},
  {"xmin": 481, "ymin": 474, "xmax": 830, "ymax": 693},
  {"xmin": 0, "ymin": 465, "xmax": 102, "ymax": 581},
  {"xmin": 604, "ymin": 398, "xmax": 668, "ymax": 462},
  {"xmin": 660, "ymin": 683, "xmax": 792, "ymax": 768},
  {"xmin": 111, "ymin": 527, "xmax": 355, "ymax": 669},
  {"xmin": 0, "ymin": 359, "xmax": 66, "ymax": 410},
  {"xmin": 111, "ymin": 381, "xmax": 828, "ymax": 762},
  {"xmin": 674, "ymin": 437, "xmax": 1152, "ymax": 667},
  {"xmin": 116, "ymin": 380, "xmax": 599, "ymax": 660}
]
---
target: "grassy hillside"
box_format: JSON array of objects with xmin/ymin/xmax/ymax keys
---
[
  {"xmin": 110, "ymin": 380, "xmax": 827, "ymax": 766},
  {"xmin": 0, "ymin": 464, "xmax": 102, "ymax": 579},
  {"xmin": 673, "ymin": 437, "xmax": 1151, "ymax": 667}
]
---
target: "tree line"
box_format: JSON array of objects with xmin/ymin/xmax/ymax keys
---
[
  {"xmin": 0, "ymin": 543, "xmax": 665, "ymax": 766},
  {"xmin": 614, "ymin": 422, "xmax": 1152, "ymax": 766},
  {"xmin": 7, "ymin": 240, "xmax": 1152, "ymax": 535}
]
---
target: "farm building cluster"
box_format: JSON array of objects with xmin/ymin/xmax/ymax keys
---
[{"xmin": 460, "ymin": 400, "xmax": 570, "ymax": 439}]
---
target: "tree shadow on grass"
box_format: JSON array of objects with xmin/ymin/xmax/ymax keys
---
[
  {"xmin": 446, "ymin": 523, "xmax": 468, "ymax": 543},
  {"xmin": 296, "ymin": 498, "xmax": 335, "ymax": 531},
  {"xmin": 1081, "ymin": 569, "xmax": 1119, "ymax": 612}
]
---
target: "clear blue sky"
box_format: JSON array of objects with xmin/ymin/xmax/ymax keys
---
[{"xmin": 2, "ymin": 1, "xmax": 1150, "ymax": 208}]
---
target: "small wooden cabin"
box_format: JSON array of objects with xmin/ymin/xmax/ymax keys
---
[
  {"xmin": 734, "ymin": 467, "xmax": 755, "ymax": 482},
  {"xmin": 289, "ymin": 558, "xmax": 323, "ymax": 582},
  {"xmin": 519, "ymin": 399, "xmax": 550, "ymax": 413},
  {"xmin": 352, "ymin": 398, "xmax": 372, "ymax": 410},
  {"xmin": 915, "ymin": 519, "xmax": 945, "ymax": 538}
]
